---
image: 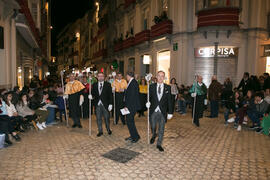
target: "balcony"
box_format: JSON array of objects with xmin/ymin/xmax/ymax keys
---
[
  {"xmin": 134, "ymin": 30, "xmax": 150, "ymax": 45},
  {"xmin": 124, "ymin": 0, "xmax": 136, "ymax": 8},
  {"xmin": 150, "ymin": 20, "xmax": 173, "ymax": 39},
  {"xmin": 93, "ymin": 49, "xmax": 107, "ymax": 58},
  {"xmin": 16, "ymin": 0, "xmax": 43, "ymax": 51},
  {"xmin": 114, "ymin": 42, "xmax": 123, "ymax": 52},
  {"xmin": 197, "ymin": 7, "xmax": 240, "ymax": 28},
  {"xmin": 122, "ymin": 37, "xmax": 135, "ymax": 49}
]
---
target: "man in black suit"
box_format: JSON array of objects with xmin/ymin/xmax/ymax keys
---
[
  {"xmin": 124, "ymin": 71, "xmax": 141, "ymax": 143},
  {"xmin": 146, "ymin": 71, "xmax": 173, "ymax": 152},
  {"xmin": 91, "ymin": 72, "xmax": 113, "ymax": 137}
]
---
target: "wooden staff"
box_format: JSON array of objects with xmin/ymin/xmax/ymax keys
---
[{"xmin": 60, "ymin": 71, "xmax": 69, "ymax": 127}]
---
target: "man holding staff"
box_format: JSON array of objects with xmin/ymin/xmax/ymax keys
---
[
  {"xmin": 64, "ymin": 73, "xmax": 85, "ymax": 128},
  {"xmin": 146, "ymin": 71, "xmax": 173, "ymax": 152},
  {"xmin": 189, "ymin": 75, "xmax": 207, "ymax": 127},
  {"xmin": 112, "ymin": 72, "xmax": 127, "ymax": 125}
]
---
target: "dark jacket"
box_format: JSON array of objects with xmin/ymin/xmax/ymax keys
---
[
  {"xmin": 208, "ymin": 80, "xmax": 222, "ymax": 101},
  {"xmin": 237, "ymin": 78, "xmax": 252, "ymax": 96},
  {"xmin": 255, "ymin": 100, "xmax": 269, "ymax": 114},
  {"xmin": 149, "ymin": 83, "xmax": 173, "ymax": 119},
  {"xmin": 92, "ymin": 81, "xmax": 112, "ymax": 110},
  {"xmin": 264, "ymin": 76, "xmax": 270, "ymax": 90},
  {"xmin": 124, "ymin": 79, "xmax": 141, "ymax": 113},
  {"xmin": 225, "ymin": 96, "xmax": 243, "ymax": 112},
  {"xmin": 54, "ymin": 96, "xmax": 65, "ymax": 110}
]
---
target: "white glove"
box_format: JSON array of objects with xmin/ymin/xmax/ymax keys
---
[
  {"xmin": 63, "ymin": 94, "xmax": 68, "ymax": 99},
  {"xmin": 167, "ymin": 114, "xmax": 173, "ymax": 120},
  {"xmin": 191, "ymin": 93, "xmax": 197, "ymax": 97},
  {"xmin": 108, "ymin": 104, "xmax": 113, "ymax": 111},
  {"xmin": 146, "ymin": 102, "xmax": 151, "ymax": 108},
  {"xmin": 112, "ymin": 87, "xmax": 116, "ymax": 92},
  {"xmin": 79, "ymin": 95, "xmax": 84, "ymax": 106},
  {"xmin": 204, "ymin": 99, "xmax": 208, "ymax": 105},
  {"xmin": 88, "ymin": 94, "xmax": 93, "ymax": 100}
]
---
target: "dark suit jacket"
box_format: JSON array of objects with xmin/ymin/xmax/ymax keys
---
[
  {"xmin": 149, "ymin": 83, "xmax": 173, "ymax": 119},
  {"xmin": 92, "ymin": 81, "xmax": 113, "ymax": 109},
  {"xmin": 124, "ymin": 79, "xmax": 141, "ymax": 113}
]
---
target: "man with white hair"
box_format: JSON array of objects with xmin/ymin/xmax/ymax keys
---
[{"xmin": 189, "ymin": 75, "xmax": 207, "ymax": 127}]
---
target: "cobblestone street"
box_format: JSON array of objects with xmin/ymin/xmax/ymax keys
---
[{"xmin": 1, "ymin": 112, "xmax": 270, "ymax": 180}]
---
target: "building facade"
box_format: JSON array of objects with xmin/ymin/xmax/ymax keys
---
[
  {"xmin": 0, "ymin": 0, "xmax": 50, "ymax": 89},
  {"xmin": 56, "ymin": 0, "xmax": 270, "ymax": 87},
  {"xmin": 111, "ymin": 0, "xmax": 270, "ymax": 86}
]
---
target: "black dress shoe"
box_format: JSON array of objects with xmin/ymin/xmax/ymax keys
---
[
  {"xmin": 108, "ymin": 130, "xmax": 112, "ymax": 135},
  {"xmin": 12, "ymin": 134, "xmax": 21, "ymax": 141},
  {"xmin": 131, "ymin": 137, "xmax": 140, "ymax": 143},
  {"xmin": 150, "ymin": 136, "xmax": 156, "ymax": 144},
  {"xmin": 157, "ymin": 145, "xmax": 164, "ymax": 152},
  {"xmin": 72, "ymin": 124, "xmax": 77, "ymax": 128},
  {"xmin": 125, "ymin": 137, "xmax": 132, "ymax": 141},
  {"xmin": 97, "ymin": 132, "xmax": 103, "ymax": 137},
  {"xmin": 77, "ymin": 124, "xmax": 82, "ymax": 128},
  {"xmin": 5, "ymin": 139, "xmax": 12, "ymax": 145}
]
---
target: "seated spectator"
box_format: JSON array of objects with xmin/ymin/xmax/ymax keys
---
[
  {"xmin": 0, "ymin": 95, "xmax": 21, "ymax": 143},
  {"xmin": 258, "ymin": 105, "xmax": 270, "ymax": 135},
  {"xmin": 178, "ymin": 89, "xmax": 191, "ymax": 115},
  {"xmin": 264, "ymin": 89, "xmax": 270, "ymax": 104},
  {"xmin": 235, "ymin": 90, "xmax": 255, "ymax": 131},
  {"xmin": 29, "ymin": 90, "xmax": 49, "ymax": 128},
  {"xmin": 248, "ymin": 92, "xmax": 269, "ymax": 129},
  {"xmin": 224, "ymin": 91, "xmax": 243, "ymax": 126},
  {"xmin": 3, "ymin": 92, "xmax": 25, "ymax": 132},
  {"xmin": 16, "ymin": 93, "xmax": 46, "ymax": 130},
  {"xmin": 11, "ymin": 86, "xmax": 20, "ymax": 105},
  {"xmin": 54, "ymin": 92, "xmax": 66, "ymax": 122},
  {"xmin": 41, "ymin": 91, "xmax": 57, "ymax": 126}
]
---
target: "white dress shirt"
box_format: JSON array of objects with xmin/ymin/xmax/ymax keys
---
[
  {"xmin": 155, "ymin": 83, "xmax": 164, "ymax": 112},
  {"xmin": 98, "ymin": 81, "xmax": 104, "ymax": 105}
]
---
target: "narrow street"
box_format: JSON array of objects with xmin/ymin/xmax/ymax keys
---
[{"xmin": 1, "ymin": 112, "xmax": 270, "ymax": 180}]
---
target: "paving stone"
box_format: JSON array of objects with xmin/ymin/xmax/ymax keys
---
[{"xmin": 0, "ymin": 113, "xmax": 270, "ymax": 179}]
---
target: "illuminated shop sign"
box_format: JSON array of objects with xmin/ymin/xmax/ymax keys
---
[{"xmin": 195, "ymin": 46, "xmax": 238, "ymax": 58}]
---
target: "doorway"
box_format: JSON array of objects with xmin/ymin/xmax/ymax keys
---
[{"xmin": 157, "ymin": 51, "xmax": 170, "ymax": 83}]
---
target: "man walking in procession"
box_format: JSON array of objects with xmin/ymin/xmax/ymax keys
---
[{"xmin": 146, "ymin": 71, "xmax": 173, "ymax": 152}]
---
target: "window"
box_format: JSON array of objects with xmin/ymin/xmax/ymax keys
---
[
  {"xmin": 31, "ymin": 3, "xmax": 38, "ymax": 25},
  {"xmin": 142, "ymin": 8, "xmax": 149, "ymax": 30},
  {"xmin": 196, "ymin": 0, "xmax": 241, "ymax": 11},
  {"xmin": 159, "ymin": 0, "xmax": 169, "ymax": 15},
  {"xmin": 128, "ymin": 16, "xmax": 134, "ymax": 34}
]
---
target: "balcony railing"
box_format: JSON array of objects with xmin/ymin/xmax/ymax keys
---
[
  {"xmin": 197, "ymin": 7, "xmax": 240, "ymax": 28},
  {"xmin": 134, "ymin": 30, "xmax": 150, "ymax": 45},
  {"xmin": 150, "ymin": 20, "xmax": 173, "ymax": 38},
  {"xmin": 114, "ymin": 42, "xmax": 123, "ymax": 52},
  {"xmin": 122, "ymin": 37, "xmax": 135, "ymax": 49}
]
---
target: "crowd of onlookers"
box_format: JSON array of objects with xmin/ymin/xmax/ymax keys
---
[
  {"xmin": 173, "ymin": 72, "xmax": 270, "ymax": 135},
  {"xmin": 0, "ymin": 76, "xmax": 66, "ymax": 148},
  {"xmin": 1, "ymin": 71, "xmax": 269, "ymax": 148}
]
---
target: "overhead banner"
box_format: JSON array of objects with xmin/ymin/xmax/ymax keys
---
[{"xmin": 195, "ymin": 46, "xmax": 238, "ymax": 58}]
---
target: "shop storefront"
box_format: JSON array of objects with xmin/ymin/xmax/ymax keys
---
[
  {"xmin": 157, "ymin": 50, "xmax": 170, "ymax": 83},
  {"xmin": 194, "ymin": 46, "xmax": 238, "ymax": 86},
  {"xmin": 264, "ymin": 45, "xmax": 270, "ymax": 74}
]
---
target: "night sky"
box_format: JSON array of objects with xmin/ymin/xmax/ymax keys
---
[{"xmin": 51, "ymin": 0, "xmax": 94, "ymax": 56}]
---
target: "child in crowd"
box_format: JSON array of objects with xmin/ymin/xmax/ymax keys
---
[{"xmin": 54, "ymin": 92, "xmax": 66, "ymax": 122}]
